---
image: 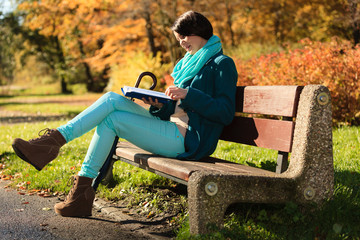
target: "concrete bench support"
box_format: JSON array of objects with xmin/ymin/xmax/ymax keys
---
[{"xmin": 187, "ymin": 85, "xmax": 333, "ymax": 233}]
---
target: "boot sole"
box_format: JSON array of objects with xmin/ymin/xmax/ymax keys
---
[
  {"xmin": 54, "ymin": 208, "xmax": 92, "ymax": 217},
  {"xmin": 12, "ymin": 144, "xmax": 42, "ymax": 171},
  {"xmin": 54, "ymin": 200, "xmax": 93, "ymax": 217}
]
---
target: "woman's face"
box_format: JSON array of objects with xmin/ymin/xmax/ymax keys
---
[{"xmin": 174, "ymin": 31, "xmax": 208, "ymax": 55}]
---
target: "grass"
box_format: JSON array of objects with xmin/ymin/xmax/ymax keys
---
[
  {"xmin": 0, "ymin": 95, "xmax": 359, "ymax": 239},
  {"xmin": 1, "ymin": 102, "xmax": 89, "ymax": 116},
  {"xmin": 0, "ymin": 93, "xmax": 101, "ymax": 116}
]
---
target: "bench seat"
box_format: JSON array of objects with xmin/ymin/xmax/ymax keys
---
[{"xmin": 115, "ymin": 142, "xmax": 275, "ymax": 185}]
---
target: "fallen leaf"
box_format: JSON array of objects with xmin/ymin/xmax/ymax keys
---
[
  {"xmin": 22, "ymin": 202, "xmax": 30, "ymax": 204},
  {"xmin": 42, "ymin": 207, "xmax": 51, "ymax": 211},
  {"xmin": 29, "ymin": 189, "xmax": 41, "ymax": 194},
  {"xmin": 15, "ymin": 208, "xmax": 24, "ymax": 212},
  {"xmin": 147, "ymin": 211, "xmax": 155, "ymax": 218}
]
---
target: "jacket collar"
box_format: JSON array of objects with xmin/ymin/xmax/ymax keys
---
[{"xmin": 204, "ymin": 49, "xmax": 223, "ymax": 66}]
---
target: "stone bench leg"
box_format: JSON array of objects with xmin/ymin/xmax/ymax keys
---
[
  {"xmin": 187, "ymin": 172, "xmax": 295, "ymax": 235},
  {"xmin": 188, "ymin": 173, "xmax": 229, "ymax": 234},
  {"xmin": 287, "ymin": 85, "xmax": 334, "ymax": 203}
]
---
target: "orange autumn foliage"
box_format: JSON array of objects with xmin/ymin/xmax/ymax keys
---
[{"xmin": 235, "ymin": 38, "xmax": 360, "ymax": 125}]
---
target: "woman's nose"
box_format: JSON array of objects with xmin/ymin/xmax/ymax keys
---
[{"xmin": 180, "ymin": 39, "xmax": 186, "ymax": 45}]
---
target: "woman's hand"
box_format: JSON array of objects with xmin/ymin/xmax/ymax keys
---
[
  {"xmin": 165, "ymin": 86, "xmax": 188, "ymax": 100},
  {"xmin": 142, "ymin": 86, "xmax": 187, "ymax": 107},
  {"xmin": 142, "ymin": 97, "xmax": 164, "ymax": 109}
]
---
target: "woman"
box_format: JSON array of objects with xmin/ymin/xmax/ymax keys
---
[{"xmin": 12, "ymin": 11, "xmax": 238, "ymax": 217}]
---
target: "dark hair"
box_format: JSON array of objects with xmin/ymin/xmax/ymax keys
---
[{"xmin": 171, "ymin": 11, "xmax": 213, "ymax": 40}]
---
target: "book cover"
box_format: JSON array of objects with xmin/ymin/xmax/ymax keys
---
[{"xmin": 121, "ymin": 86, "xmax": 173, "ymax": 104}]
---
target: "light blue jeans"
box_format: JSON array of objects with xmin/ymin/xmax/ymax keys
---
[{"xmin": 57, "ymin": 92, "xmax": 185, "ymax": 179}]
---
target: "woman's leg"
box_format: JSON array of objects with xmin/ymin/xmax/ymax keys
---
[
  {"xmin": 78, "ymin": 111, "xmax": 185, "ymax": 178},
  {"xmin": 55, "ymin": 106, "xmax": 185, "ymax": 217},
  {"xmin": 12, "ymin": 91, "xmax": 154, "ymax": 171},
  {"xmin": 57, "ymin": 91, "xmax": 152, "ymax": 142}
]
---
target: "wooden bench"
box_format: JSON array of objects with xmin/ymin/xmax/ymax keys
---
[{"xmin": 93, "ymin": 84, "xmax": 334, "ymax": 235}]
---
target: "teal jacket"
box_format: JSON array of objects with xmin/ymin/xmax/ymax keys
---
[{"xmin": 150, "ymin": 51, "xmax": 238, "ymax": 160}]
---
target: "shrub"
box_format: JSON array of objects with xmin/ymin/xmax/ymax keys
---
[{"xmin": 234, "ymin": 38, "xmax": 360, "ymax": 125}]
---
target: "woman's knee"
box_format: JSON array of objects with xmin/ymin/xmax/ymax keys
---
[
  {"xmin": 102, "ymin": 91, "xmax": 128, "ymax": 106},
  {"xmin": 111, "ymin": 91, "xmax": 130, "ymax": 101},
  {"xmin": 103, "ymin": 91, "xmax": 121, "ymax": 101}
]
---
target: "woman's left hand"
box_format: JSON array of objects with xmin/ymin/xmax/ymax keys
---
[{"xmin": 165, "ymin": 86, "xmax": 188, "ymax": 100}]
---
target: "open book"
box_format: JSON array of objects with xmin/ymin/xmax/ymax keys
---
[{"xmin": 121, "ymin": 86, "xmax": 173, "ymax": 104}]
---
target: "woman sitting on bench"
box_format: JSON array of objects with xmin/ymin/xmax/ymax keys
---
[{"xmin": 12, "ymin": 11, "xmax": 238, "ymax": 217}]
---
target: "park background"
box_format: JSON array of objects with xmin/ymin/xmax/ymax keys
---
[{"xmin": 0, "ymin": 0, "xmax": 360, "ymax": 239}]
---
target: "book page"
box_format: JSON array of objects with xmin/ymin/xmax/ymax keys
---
[{"xmin": 122, "ymin": 86, "xmax": 172, "ymax": 101}]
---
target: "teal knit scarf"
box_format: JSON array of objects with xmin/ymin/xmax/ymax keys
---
[{"xmin": 171, "ymin": 35, "xmax": 222, "ymax": 88}]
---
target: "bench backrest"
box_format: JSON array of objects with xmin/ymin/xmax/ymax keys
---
[{"xmin": 220, "ymin": 86, "xmax": 303, "ymax": 153}]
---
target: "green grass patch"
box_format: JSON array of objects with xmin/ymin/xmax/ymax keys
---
[
  {"xmin": 1, "ymin": 102, "xmax": 88, "ymax": 116},
  {"xmin": 1, "ymin": 83, "xmax": 89, "ymax": 96},
  {"xmin": 0, "ymin": 93, "xmax": 101, "ymax": 116},
  {"xmin": 1, "ymin": 121, "xmax": 359, "ymax": 239}
]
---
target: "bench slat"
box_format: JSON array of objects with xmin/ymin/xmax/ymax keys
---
[
  {"xmin": 220, "ymin": 116, "xmax": 295, "ymax": 152},
  {"xmin": 115, "ymin": 142, "xmax": 274, "ymax": 183},
  {"xmin": 116, "ymin": 142, "xmax": 194, "ymax": 181},
  {"xmin": 236, "ymin": 86, "xmax": 302, "ymax": 117}
]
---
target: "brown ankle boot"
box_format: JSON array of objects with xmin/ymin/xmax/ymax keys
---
[
  {"xmin": 12, "ymin": 128, "xmax": 66, "ymax": 171},
  {"xmin": 54, "ymin": 175, "xmax": 95, "ymax": 217}
]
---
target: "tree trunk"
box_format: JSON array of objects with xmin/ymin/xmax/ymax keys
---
[
  {"xmin": 60, "ymin": 76, "xmax": 67, "ymax": 94},
  {"xmin": 348, "ymin": 0, "xmax": 360, "ymax": 45},
  {"xmin": 225, "ymin": 1, "xmax": 236, "ymax": 46},
  {"xmin": 143, "ymin": 5, "xmax": 157, "ymax": 57},
  {"xmin": 354, "ymin": 24, "xmax": 360, "ymax": 45},
  {"xmin": 78, "ymin": 40, "xmax": 96, "ymax": 92},
  {"xmin": 54, "ymin": 36, "xmax": 70, "ymax": 94}
]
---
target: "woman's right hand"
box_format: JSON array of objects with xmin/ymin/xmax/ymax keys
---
[{"xmin": 142, "ymin": 97, "xmax": 164, "ymax": 109}]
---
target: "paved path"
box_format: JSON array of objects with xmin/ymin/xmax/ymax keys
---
[{"xmin": 0, "ymin": 180, "xmax": 171, "ymax": 240}]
